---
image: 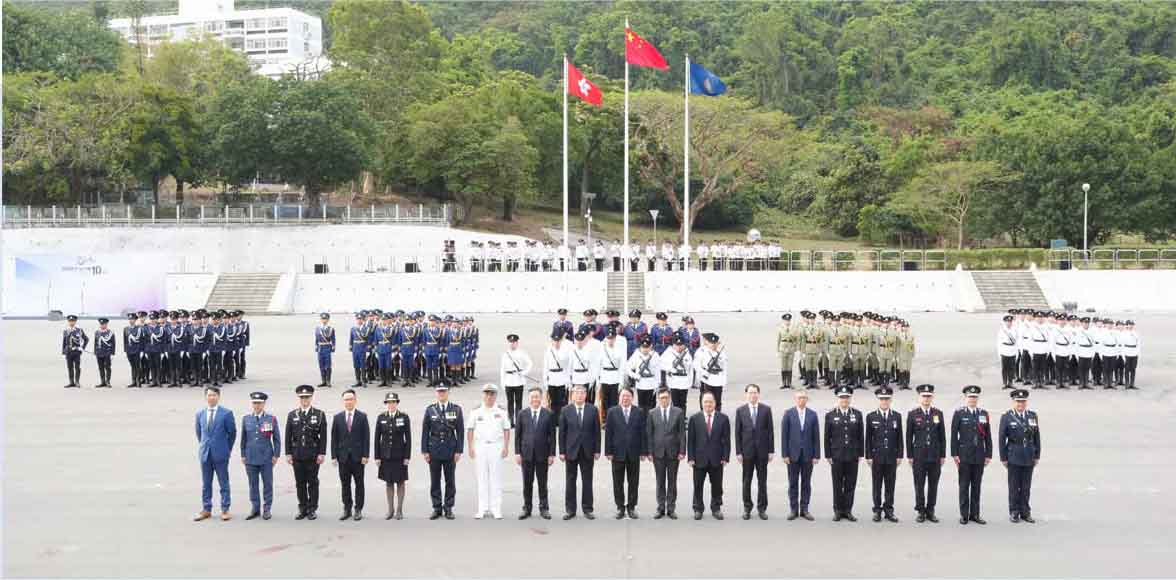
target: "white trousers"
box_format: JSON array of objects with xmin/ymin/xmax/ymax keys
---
[{"xmin": 475, "ymin": 441, "xmax": 504, "ymax": 516}]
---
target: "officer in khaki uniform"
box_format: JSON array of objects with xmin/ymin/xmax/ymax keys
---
[
  {"xmin": 827, "ymin": 317, "xmax": 851, "ymax": 388},
  {"xmin": 848, "ymin": 315, "xmax": 870, "ymax": 389},
  {"xmin": 896, "ymin": 320, "xmax": 915, "ymax": 390},
  {"xmin": 877, "ymin": 320, "xmax": 899, "ymax": 387},
  {"xmin": 801, "ymin": 313, "xmax": 825, "ymax": 388},
  {"xmin": 776, "ymin": 314, "xmax": 799, "ymax": 390}
]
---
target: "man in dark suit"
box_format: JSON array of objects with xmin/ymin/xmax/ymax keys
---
[
  {"xmin": 907, "ymin": 384, "xmax": 947, "ymax": 523},
  {"xmin": 865, "ymin": 386, "xmax": 903, "ymax": 522},
  {"xmin": 781, "ymin": 388, "xmax": 820, "ymax": 520},
  {"xmin": 951, "ymin": 385, "xmax": 993, "ymax": 525},
  {"xmin": 825, "ymin": 385, "xmax": 864, "ymax": 521},
  {"xmin": 605, "ymin": 387, "xmax": 649, "ymax": 519},
  {"xmin": 194, "ymin": 386, "xmax": 236, "ymax": 521},
  {"xmin": 646, "ymin": 388, "xmax": 686, "ymax": 519},
  {"xmin": 559, "ymin": 384, "xmax": 600, "ymax": 519},
  {"xmin": 331, "ymin": 389, "xmax": 371, "ymax": 521},
  {"xmin": 515, "ymin": 387, "xmax": 556, "ymax": 520},
  {"xmin": 687, "ymin": 391, "xmax": 730, "ymax": 520},
  {"xmin": 734, "ymin": 384, "xmax": 775, "ymax": 519}
]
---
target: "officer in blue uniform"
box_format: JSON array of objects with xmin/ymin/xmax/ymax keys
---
[
  {"xmin": 349, "ymin": 312, "xmax": 368, "ymax": 388},
  {"xmin": 678, "ymin": 316, "xmax": 702, "ymax": 357},
  {"xmin": 190, "ymin": 310, "xmax": 209, "ymax": 387},
  {"xmin": 59, "ymin": 314, "xmax": 87, "ymax": 387},
  {"xmin": 208, "ymin": 310, "xmax": 228, "ymax": 386},
  {"xmin": 364, "ymin": 310, "xmax": 380, "ymax": 383},
  {"xmin": 388, "ymin": 311, "xmax": 403, "ymax": 383},
  {"xmin": 951, "ymin": 385, "xmax": 992, "ymax": 525},
  {"xmin": 123, "ymin": 313, "xmax": 144, "ymax": 388},
  {"xmin": 650, "ymin": 313, "xmax": 675, "ymax": 356},
  {"xmin": 315, "ymin": 313, "xmax": 336, "ymax": 387},
  {"xmin": 92, "ymin": 317, "xmax": 116, "ymax": 388},
  {"xmin": 423, "ymin": 315, "xmax": 445, "ymax": 387},
  {"xmin": 169, "ymin": 311, "xmax": 190, "ymax": 387},
  {"xmin": 422, "ymin": 382, "xmax": 464, "ymax": 520},
  {"xmin": 552, "ymin": 308, "xmax": 574, "ymax": 342},
  {"xmin": 400, "ymin": 314, "xmax": 420, "ymax": 387},
  {"xmin": 445, "ymin": 316, "xmax": 466, "ymax": 385},
  {"xmin": 623, "ymin": 310, "xmax": 648, "ymax": 359},
  {"xmin": 222, "ymin": 311, "xmax": 239, "ymax": 384},
  {"xmin": 999, "ymin": 389, "xmax": 1041, "ymax": 523},
  {"xmin": 241, "ymin": 391, "xmax": 281, "ymax": 520},
  {"xmin": 235, "ymin": 310, "xmax": 251, "ymax": 380},
  {"xmin": 376, "ymin": 313, "xmax": 396, "ymax": 387},
  {"xmin": 144, "ymin": 311, "xmax": 164, "ymax": 387}
]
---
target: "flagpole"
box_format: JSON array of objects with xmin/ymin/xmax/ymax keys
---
[
  {"xmin": 684, "ymin": 54, "xmax": 690, "ymax": 249},
  {"xmin": 562, "ymin": 54, "xmax": 569, "ymax": 249},
  {"xmin": 623, "ymin": 20, "xmax": 630, "ymax": 315}
]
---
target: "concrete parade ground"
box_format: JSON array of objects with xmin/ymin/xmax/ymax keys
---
[{"xmin": 3, "ymin": 312, "xmax": 1175, "ymax": 578}]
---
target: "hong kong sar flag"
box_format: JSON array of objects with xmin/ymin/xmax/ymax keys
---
[{"xmin": 567, "ymin": 60, "xmax": 603, "ymax": 107}]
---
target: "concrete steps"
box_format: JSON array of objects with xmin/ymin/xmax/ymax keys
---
[
  {"xmin": 970, "ymin": 271, "xmax": 1049, "ymax": 312},
  {"xmin": 606, "ymin": 271, "xmax": 645, "ymax": 312},
  {"xmin": 205, "ymin": 273, "xmax": 281, "ymax": 313}
]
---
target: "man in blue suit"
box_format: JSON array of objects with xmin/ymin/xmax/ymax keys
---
[
  {"xmin": 781, "ymin": 388, "xmax": 820, "ymax": 521},
  {"xmin": 241, "ymin": 391, "xmax": 281, "ymax": 520},
  {"xmin": 195, "ymin": 386, "xmax": 236, "ymax": 521},
  {"xmin": 604, "ymin": 387, "xmax": 649, "ymax": 520}
]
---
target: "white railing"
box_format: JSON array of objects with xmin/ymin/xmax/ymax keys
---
[{"xmin": 1, "ymin": 203, "xmax": 453, "ymax": 228}]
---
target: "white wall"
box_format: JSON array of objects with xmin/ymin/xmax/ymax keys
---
[
  {"xmin": 164, "ymin": 273, "xmax": 217, "ymax": 309},
  {"xmin": 646, "ymin": 271, "xmax": 982, "ymax": 312},
  {"xmin": 1035, "ymin": 270, "xmax": 1176, "ymax": 312}
]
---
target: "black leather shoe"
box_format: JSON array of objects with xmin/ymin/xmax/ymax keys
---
[
  {"xmin": 518, "ymin": 510, "xmax": 532, "ymax": 520},
  {"xmin": 693, "ymin": 511, "xmax": 703, "ymax": 520},
  {"xmin": 339, "ymin": 511, "xmax": 352, "ymax": 521},
  {"xmin": 430, "ymin": 510, "xmax": 443, "ymax": 520},
  {"xmin": 540, "ymin": 510, "xmax": 551, "ymax": 520},
  {"xmin": 833, "ymin": 513, "xmax": 842, "ymax": 522},
  {"xmin": 916, "ymin": 512, "xmax": 926, "ymax": 523},
  {"xmin": 627, "ymin": 508, "xmax": 638, "ymax": 520},
  {"xmin": 295, "ymin": 512, "xmax": 307, "ymax": 520},
  {"xmin": 307, "ymin": 511, "xmax": 317, "ymax": 520},
  {"xmin": 245, "ymin": 511, "xmax": 260, "ymax": 520},
  {"xmin": 742, "ymin": 511, "xmax": 751, "ymax": 520},
  {"xmin": 787, "ymin": 511, "xmax": 799, "ymax": 521},
  {"xmin": 800, "ymin": 511, "xmax": 814, "ymax": 521},
  {"xmin": 872, "ymin": 513, "xmax": 882, "ymax": 522},
  {"xmin": 654, "ymin": 510, "xmax": 665, "ymax": 520},
  {"xmin": 960, "ymin": 517, "xmax": 969, "ymax": 525},
  {"xmin": 758, "ymin": 511, "xmax": 768, "ymax": 520},
  {"xmin": 885, "ymin": 512, "xmax": 899, "ymax": 523},
  {"xmin": 615, "ymin": 509, "xmax": 626, "ymax": 520},
  {"xmin": 1021, "ymin": 514, "xmax": 1035, "ymax": 523},
  {"xmin": 667, "ymin": 510, "xmax": 678, "ymax": 520},
  {"xmin": 844, "ymin": 513, "xmax": 857, "ymax": 522},
  {"xmin": 562, "ymin": 513, "xmax": 576, "ymax": 521},
  {"xmin": 1010, "ymin": 513, "xmax": 1021, "ymax": 523},
  {"xmin": 971, "ymin": 516, "xmax": 987, "ymax": 525},
  {"xmin": 444, "ymin": 509, "xmax": 455, "ymax": 520},
  {"xmin": 262, "ymin": 510, "xmax": 271, "ymax": 520},
  {"xmin": 584, "ymin": 511, "xmax": 595, "ymax": 520},
  {"xmin": 926, "ymin": 512, "xmax": 939, "ymax": 523},
  {"xmin": 354, "ymin": 511, "xmax": 362, "ymax": 521},
  {"xmin": 712, "ymin": 510, "xmax": 724, "ymax": 520}
]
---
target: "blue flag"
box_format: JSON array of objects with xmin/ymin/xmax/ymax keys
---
[{"xmin": 689, "ymin": 63, "xmax": 727, "ymax": 96}]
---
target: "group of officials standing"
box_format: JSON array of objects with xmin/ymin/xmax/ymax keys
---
[
  {"xmin": 997, "ymin": 309, "xmax": 1141, "ymax": 390},
  {"xmin": 61, "ymin": 309, "xmax": 250, "ymax": 389},
  {"xmin": 193, "ymin": 371, "xmax": 1042, "ymax": 526}
]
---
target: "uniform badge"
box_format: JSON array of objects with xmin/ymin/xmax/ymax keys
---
[
  {"xmin": 396, "ymin": 418, "xmax": 405, "ymax": 427},
  {"xmin": 892, "ymin": 420, "xmax": 898, "ymax": 429},
  {"xmin": 1028, "ymin": 419, "xmax": 1037, "ymax": 427},
  {"xmin": 933, "ymin": 415, "xmax": 940, "ymax": 424},
  {"xmin": 310, "ymin": 416, "xmax": 319, "ymax": 424},
  {"xmin": 292, "ymin": 416, "xmax": 300, "ymax": 422},
  {"xmin": 850, "ymin": 414, "xmax": 857, "ymax": 423},
  {"xmin": 446, "ymin": 411, "xmax": 457, "ymax": 420},
  {"xmin": 979, "ymin": 415, "xmax": 987, "ymax": 424}
]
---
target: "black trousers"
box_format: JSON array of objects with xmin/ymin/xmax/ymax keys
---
[
  {"xmin": 600, "ymin": 383, "xmax": 619, "ymax": 413},
  {"xmin": 1078, "ymin": 357, "xmax": 1092, "ymax": 386},
  {"xmin": 292, "ymin": 458, "xmax": 321, "ymax": 513},
  {"xmin": 831, "ymin": 460, "xmax": 860, "ymax": 514},
  {"xmin": 637, "ymin": 389, "xmax": 655, "ymax": 410},
  {"xmin": 1007, "ymin": 464, "xmax": 1034, "ymax": 515},
  {"xmin": 338, "ymin": 459, "xmax": 365, "ymax": 510},
  {"xmin": 148, "ymin": 352, "xmax": 163, "ymax": 384},
  {"xmin": 692, "ymin": 464, "xmax": 724, "ymax": 512},
  {"xmin": 96, "ymin": 355, "xmax": 112, "ymax": 384},
  {"xmin": 1000, "ymin": 355, "xmax": 1017, "ymax": 386},
  {"xmin": 1019, "ymin": 350, "xmax": 1032, "ymax": 382},
  {"xmin": 126, "ymin": 352, "xmax": 141, "ymax": 384},
  {"xmin": 912, "ymin": 460, "xmax": 942, "ymax": 513},
  {"xmin": 653, "ymin": 457, "xmax": 679, "ymax": 512},
  {"xmin": 521, "ymin": 459, "xmax": 550, "ymax": 511},
  {"xmin": 741, "ymin": 457, "xmax": 769, "ymax": 511},
  {"xmin": 958, "ymin": 462, "xmax": 984, "ymax": 518},
  {"xmin": 428, "ymin": 457, "xmax": 456, "ymax": 509},
  {"xmin": 1031, "ymin": 353, "xmax": 1048, "ymax": 385},
  {"xmin": 565, "ymin": 454, "xmax": 594, "ymax": 514},
  {"xmin": 547, "ymin": 385, "xmax": 567, "ymax": 419},
  {"xmin": 670, "ymin": 389, "xmax": 688, "ymax": 411},
  {"xmin": 505, "ymin": 386, "xmax": 523, "ymax": 426},
  {"xmin": 1053, "ymin": 355, "xmax": 1069, "ymax": 385},
  {"xmin": 208, "ymin": 352, "xmax": 224, "ymax": 384},
  {"xmin": 1124, "ymin": 355, "xmax": 1138, "ymax": 385},
  {"xmin": 611, "ymin": 458, "xmax": 640, "ymax": 510},
  {"xmin": 787, "ymin": 460, "xmax": 814, "ymax": 512},
  {"xmin": 871, "ymin": 462, "xmax": 897, "ymax": 513},
  {"xmin": 1092, "ymin": 354, "xmax": 1103, "ymax": 383},
  {"xmin": 700, "ymin": 383, "xmax": 723, "ymax": 412},
  {"xmin": 1103, "ymin": 355, "xmax": 1120, "ymax": 386}
]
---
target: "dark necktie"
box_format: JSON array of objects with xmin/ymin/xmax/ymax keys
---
[
  {"xmin": 347, "ymin": 412, "xmax": 353, "ymax": 432},
  {"xmin": 706, "ymin": 414, "xmax": 712, "ymax": 435},
  {"xmin": 207, "ymin": 409, "xmax": 214, "ymax": 431}
]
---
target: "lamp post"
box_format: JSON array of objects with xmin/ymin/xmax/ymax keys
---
[
  {"xmin": 1081, "ymin": 183, "xmax": 1090, "ymax": 255},
  {"xmin": 649, "ymin": 209, "xmax": 660, "ymax": 247},
  {"xmin": 584, "ymin": 193, "xmax": 597, "ymax": 248}
]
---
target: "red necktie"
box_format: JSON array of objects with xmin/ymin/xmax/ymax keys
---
[
  {"xmin": 347, "ymin": 413, "xmax": 353, "ymax": 432},
  {"xmin": 706, "ymin": 414, "xmax": 712, "ymax": 434}
]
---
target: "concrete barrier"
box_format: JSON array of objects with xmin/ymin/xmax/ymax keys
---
[{"xmin": 1035, "ymin": 270, "xmax": 1176, "ymax": 312}]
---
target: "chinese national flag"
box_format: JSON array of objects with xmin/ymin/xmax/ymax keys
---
[
  {"xmin": 567, "ymin": 61, "xmax": 603, "ymax": 107},
  {"xmin": 625, "ymin": 27, "xmax": 668, "ymax": 70}
]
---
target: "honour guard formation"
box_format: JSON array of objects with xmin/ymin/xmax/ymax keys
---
[
  {"xmin": 997, "ymin": 309, "xmax": 1142, "ymax": 390},
  {"xmin": 777, "ymin": 310, "xmax": 917, "ymax": 391},
  {"xmin": 62, "ymin": 309, "xmax": 252, "ymax": 389}
]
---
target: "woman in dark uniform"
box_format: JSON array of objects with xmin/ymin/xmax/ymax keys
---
[{"xmin": 374, "ymin": 392, "xmax": 412, "ymax": 519}]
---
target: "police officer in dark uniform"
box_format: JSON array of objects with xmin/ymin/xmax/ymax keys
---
[
  {"xmin": 865, "ymin": 386, "xmax": 902, "ymax": 522},
  {"xmin": 375, "ymin": 391, "xmax": 412, "ymax": 520},
  {"xmin": 190, "ymin": 310, "xmax": 209, "ymax": 387},
  {"xmin": 552, "ymin": 308, "xmax": 574, "ymax": 342},
  {"xmin": 315, "ymin": 313, "xmax": 336, "ymax": 387},
  {"xmin": 824, "ymin": 385, "xmax": 864, "ymax": 521},
  {"xmin": 93, "ymin": 318, "xmax": 116, "ymax": 388},
  {"xmin": 951, "ymin": 385, "xmax": 993, "ymax": 525},
  {"xmin": 208, "ymin": 311, "xmax": 227, "ymax": 386},
  {"xmin": 61, "ymin": 314, "xmax": 89, "ymax": 388},
  {"xmin": 284, "ymin": 385, "xmax": 328, "ymax": 520},
  {"xmin": 241, "ymin": 391, "xmax": 281, "ymax": 520},
  {"xmin": 999, "ymin": 389, "xmax": 1041, "ymax": 523},
  {"xmin": 422, "ymin": 381, "xmax": 464, "ymax": 520},
  {"xmin": 124, "ymin": 313, "xmax": 143, "ymax": 388},
  {"xmin": 235, "ymin": 310, "xmax": 250, "ymax": 380},
  {"xmin": 906, "ymin": 384, "xmax": 946, "ymax": 523}
]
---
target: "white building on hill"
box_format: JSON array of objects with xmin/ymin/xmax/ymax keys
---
[{"xmin": 108, "ymin": 0, "xmax": 325, "ymax": 79}]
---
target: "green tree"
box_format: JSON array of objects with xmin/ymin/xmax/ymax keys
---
[
  {"xmin": 2, "ymin": 1, "xmax": 124, "ymax": 80},
  {"xmin": 890, "ymin": 160, "xmax": 1016, "ymax": 249}
]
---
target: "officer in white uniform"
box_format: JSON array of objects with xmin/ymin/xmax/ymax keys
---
[
  {"xmin": 570, "ymin": 331, "xmax": 600, "ymax": 403},
  {"xmin": 696, "ymin": 242, "xmax": 710, "ymax": 271},
  {"xmin": 677, "ymin": 242, "xmax": 691, "ymax": 271},
  {"xmin": 660, "ymin": 337, "xmax": 694, "ymax": 411},
  {"xmin": 1072, "ymin": 317, "xmax": 1096, "ymax": 389},
  {"xmin": 694, "ymin": 333, "xmax": 728, "ymax": 411},
  {"xmin": 996, "ymin": 314, "xmax": 1019, "ymax": 389},
  {"xmin": 627, "ymin": 338, "xmax": 662, "ymax": 410},
  {"xmin": 597, "ymin": 329, "xmax": 628, "ymax": 412},
  {"xmin": 1050, "ymin": 315, "xmax": 1072, "ymax": 388},
  {"xmin": 1120, "ymin": 320, "xmax": 1140, "ymax": 389},
  {"xmin": 499, "ymin": 334, "xmax": 533, "ymax": 426},
  {"xmin": 467, "ymin": 384, "xmax": 511, "ymax": 519},
  {"xmin": 1026, "ymin": 313, "xmax": 1050, "ymax": 389},
  {"xmin": 1097, "ymin": 320, "xmax": 1121, "ymax": 389},
  {"xmin": 544, "ymin": 333, "xmax": 573, "ymax": 417},
  {"xmin": 608, "ymin": 240, "xmax": 622, "ymax": 272}
]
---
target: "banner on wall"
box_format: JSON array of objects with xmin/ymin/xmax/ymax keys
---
[{"xmin": 3, "ymin": 253, "xmax": 170, "ymax": 316}]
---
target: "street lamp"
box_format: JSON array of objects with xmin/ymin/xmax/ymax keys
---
[
  {"xmin": 584, "ymin": 193, "xmax": 597, "ymax": 247},
  {"xmin": 649, "ymin": 209, "xmax": 660, "ymax": 247},
  {"xmin": 1082, "ymin": 183, "xmax": 1090, "ymax": 254}
]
